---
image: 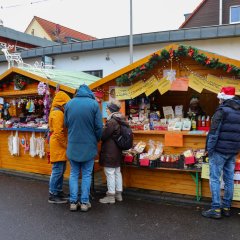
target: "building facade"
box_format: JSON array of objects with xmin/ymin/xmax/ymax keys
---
[
  {"xmin": 180, "ymin": 0, "xmax": 240, "ymax": 28},
  {"xmin": 0, "ymin": 24, "xmax": 240, "ymax": 78}
]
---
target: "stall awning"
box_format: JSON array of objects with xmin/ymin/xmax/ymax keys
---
[
  {"xmin": 0, "ymin": 67, "xmax": 100, "ymax": 93},
  {"xmin": 20, "ymin": 67, "xmax": 100, "ymax": 89}
]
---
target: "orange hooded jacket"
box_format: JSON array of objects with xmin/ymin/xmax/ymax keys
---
[{"xmin": 49, "ymin": 91, "xmax": 71, "ymax": 163}]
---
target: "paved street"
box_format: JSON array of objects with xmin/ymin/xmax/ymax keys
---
[{"xmin": 0, "ymin": 173, "xmax": 239, "ymax": 240}]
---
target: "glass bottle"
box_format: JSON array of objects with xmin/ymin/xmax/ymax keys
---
[{"xmin": 191, "ymin": 113, "xmax": 197, "ymax": 130}]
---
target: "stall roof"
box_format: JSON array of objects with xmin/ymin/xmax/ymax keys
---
[
  {"xmin": 89, "ymin": 44, "xmax": 240, "ymax": 89},
  {"xmin": 0, "ymin": 67, "xmax": 99, "ymax": 93}
]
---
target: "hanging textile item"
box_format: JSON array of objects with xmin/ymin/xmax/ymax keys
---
[
  {"xmin": 29, "ymin": 132, "xmax": 37, "ymax": 157},
  {"xmin": 28, "ymin": 100, "xmax": 35, "ymax": 113},
  {"xmin": 43, "ymin": 84, "xmax": 51, "ymax": 123},
  {"xmin": 12, "ymin": 131, "xmax": 19, "ymax": 156},
  {"xmin": 8, "ymin": 132, "xmax": 14, "ymax": 155},
  {"xmin": 36, "ymin": 137, "xmax": 45, "ymax": 158},
  {"xmin": 20, "ymin": 134, "xmax": 30, "ymax": 154}
]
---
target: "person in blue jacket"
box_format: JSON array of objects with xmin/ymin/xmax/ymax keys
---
[
  {"xmin": 64, "ymin": 84, "xmax": 103, "ymax": 212},
  {"xmin": 202, "ymin": 86, "xmax": 240, "ymax": 219}
]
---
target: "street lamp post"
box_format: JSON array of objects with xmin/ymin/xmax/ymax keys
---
[{"xmin": 130, "ymin": 0, "xmax": 133, "ymax": 64}]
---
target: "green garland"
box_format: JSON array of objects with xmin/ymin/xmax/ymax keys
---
[{"xmin": 116, "ymin": 45, "xmax": 240, "ymax": 85}]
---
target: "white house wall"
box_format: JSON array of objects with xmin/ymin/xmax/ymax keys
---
[{"xmin": 0, "ymin": 37, "xmax": 239, "ymax": 76}]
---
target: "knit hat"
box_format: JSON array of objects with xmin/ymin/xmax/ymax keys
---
[
  {"xmin": 107, "ymin": 100, "xmax": 121, "ymax": 113},
  {"xmin": 190, "ymin": 97, "xmax": 199, "ymax": 105},
  {"xmin": 217, "ymin": 86, "xmax": 235, "ymax": 100}
]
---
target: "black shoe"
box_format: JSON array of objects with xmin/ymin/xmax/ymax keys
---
[
  {"xmin": 57, "ymin": 191, "xmax": 69, "ymax": 201},
  {"xmin": 222, "ymin": 208, "xmax": 231, "ymax": 217},
  {"xmin": 201, "ymin": 208, "xmax": 222, "ymax": 219},
  {"xmin": 48, "ymin": 193, "xmax": 68, "ymax": 204}
]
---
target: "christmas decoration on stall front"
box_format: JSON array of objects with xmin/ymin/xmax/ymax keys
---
[
  {"xmin": 13, "ymin": 74, "xmax": 28, "ymax": 90},
  {"xmin": 38, "ymin": 82, "xmax": 47, "ymax": 95},
  {"xmin": 116, "ymin": 45, "xmax": 240, "ymax": 85}
]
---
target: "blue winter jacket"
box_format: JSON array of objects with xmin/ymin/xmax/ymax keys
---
[
  {"xmin": 64, "ymin": 85, "xmax": 103, "ymax": 162},
  {"xmin": 206, "ymin": 97, "xmax": 240, "ymax": 155}
]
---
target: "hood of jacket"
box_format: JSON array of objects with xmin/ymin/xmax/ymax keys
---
[
  {"xmin": 51, "ymin": 91, "xmax": 71, "ymax": 109},
  {"xmin": 111, "ymin": 112, "xmax": 127, "ymax": 125},
  {"xmin": 223, "ymin": 96, "xmax": 240, "ymax": 110},
  {"xmin": 75, "ymin": 84, "xmax": 95, "ymax": 99}
]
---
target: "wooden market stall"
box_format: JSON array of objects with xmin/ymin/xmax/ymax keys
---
[
  {"xmin": 0, "ymin": 66, "xmax": 99, "ymax": 176},
  {"xmin": 89, "ymin": 44, "xmax": 240, "ymax": 207}
]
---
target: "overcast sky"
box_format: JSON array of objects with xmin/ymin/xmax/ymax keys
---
[{"xmin": 0, "ymin": 0, "xmax": 203, "ymax": 39}]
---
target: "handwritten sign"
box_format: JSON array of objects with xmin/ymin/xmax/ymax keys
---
[
  {"xmin": 129, "ymin": 80, "xmax": 146, "ymax": 98},
  {"xmin": 201, "ymin": 163, "xmax": 210, "ymax": 179},
  {"xmin": 233, "ymin": 184, "xmax": 240, "ymax": 201},
  {"xmin": 144, "ymin": 75, "xmax": 159, "ymax": 96},
  {"xmin": 170, "ymin": 77, "xmax": 189, "ymax": 91},
  {"xmin": 188, "ymin": 74, "xmax": 204, "ymax": 93},
  {"xmin": 158, "ymin": 76, "xmax": 171, "ymax": 95},
  {"xmin": 205, "ymin": 75, "xmax": 225, "ymax": 93},
  {"xmin": 115, "ymin": 86, "xmax": 131, "ymax": 100},
  {"xmin": 164, "ymin": 133, "xmax": 183, "ymax": 147}
]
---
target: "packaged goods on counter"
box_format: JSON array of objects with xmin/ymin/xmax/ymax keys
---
[{"xmin": 126, "ymin": 97, "xmax": 211, "ymax": 133}]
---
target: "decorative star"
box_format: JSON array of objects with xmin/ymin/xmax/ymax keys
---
[{"xmin": 167, "ymin": 70, "xmax": 176, "ymax": 82}]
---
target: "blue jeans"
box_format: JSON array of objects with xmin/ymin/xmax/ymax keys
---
[
  {"xmin": 69, "ymin": 159, "xmax": 94, "ymax": 204},
  {"xmin": 49, "ymin": 161, "xmax": 66, "ymax": 195},
  {"xmin": 209, "ymin": 151, "xmax": 236, "ymax": 209}
]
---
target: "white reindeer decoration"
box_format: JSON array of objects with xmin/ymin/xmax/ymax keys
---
[{"xmin": 1, "ymin": 44, "xmax": 23, "ymax": 69}]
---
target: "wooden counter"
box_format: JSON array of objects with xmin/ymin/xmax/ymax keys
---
[{"xmin": 122, "ymin": 130, "xmax": 240, "ymax": 208}]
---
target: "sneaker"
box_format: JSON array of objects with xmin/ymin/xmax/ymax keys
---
[
  {"xmin": 201, "ymin": 208, "xmax": 222, "ymax": 219},
  {"xmin": 48, "ymin": 193, "xmax": 68, "ymax": 204},
  {"xmin": 80, "ymin": 202, "xmax": 91, "ymax": 212},
  {"xmin": 99, "ymin": 193, "xmax": 115, "ymax": 204},
  {"xmin": 57, "ymin": 191, "xmax": 69, "ymax": 201},
  {"xmin": 70, "ymin": 202, "xmax": 79, "ymax": 212},
  {"xmin": 222, "ymin": 208, "xmax": 231, "ymax": 217},
  {"xmin": 115, "ymin": 191, "xmax": 123, "ymax": 202}
]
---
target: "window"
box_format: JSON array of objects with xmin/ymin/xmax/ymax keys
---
[
  {"xmin": 83, "ymin": 70, "xmax": 103, "ymax": 78},
  {"xmin": 230, "ymin": 6, "xmax": 240, "ymax": 24},
  {"xmin": 15, "ymin": 46, "xmax": 28, "ymax": 52},
  {"xmin": 31, "ymin": 29, "xmax": 35, "ymax": 35}
]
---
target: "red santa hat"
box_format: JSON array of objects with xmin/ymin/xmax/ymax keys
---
[{"xmin": 217, "ymin": 86, "xmax": 235, "ymax": 100}]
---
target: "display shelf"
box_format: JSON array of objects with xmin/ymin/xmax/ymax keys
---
[
  {"xmin": 0, "ymin": 127, "xmax": 48, "ymax": 132},
  {"xmin": 0, "ymin": 89, "xmax": 38, "ymax": 97},
  {"xmin": 132, "ymin": 130, "xmax": 207, "ymax": 136}
]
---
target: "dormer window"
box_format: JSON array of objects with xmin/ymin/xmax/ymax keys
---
[{"xmin": 230, "ymin": 5, "xmax": 240, "ymax": 24}]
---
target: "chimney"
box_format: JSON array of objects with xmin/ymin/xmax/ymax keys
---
[{"xmin": 184, "ymin": 13, "xmax": 191, "ymax": 21}]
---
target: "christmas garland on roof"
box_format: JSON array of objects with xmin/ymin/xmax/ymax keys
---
[{"xmin": 116, "ymin": 45, "xmax": 240, "ymax": 85}]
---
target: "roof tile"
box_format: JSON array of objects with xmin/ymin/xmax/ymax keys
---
[{"xmin": 34, "ymin": 16, "xmax": 97, "ymax": 43}]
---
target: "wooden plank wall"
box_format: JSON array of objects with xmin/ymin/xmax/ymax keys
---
[{"xmin": 0, "ymin": 130, "xmax": 73, "ymax": 176}]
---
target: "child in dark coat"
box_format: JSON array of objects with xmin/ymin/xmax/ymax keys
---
[{"xmin": 99, "ymin": 100, "xmax": 125, "ymax": 204}]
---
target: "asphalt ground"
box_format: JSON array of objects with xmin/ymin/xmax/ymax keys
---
[{"xmin": 0, "ymin": 173, "xmax": 239, "ymax": 240}]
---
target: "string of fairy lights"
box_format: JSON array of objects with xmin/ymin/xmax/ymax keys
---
[{"xmin": 0, "ymin": 0, "xmax": 63, "ymax": 9}]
